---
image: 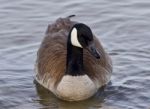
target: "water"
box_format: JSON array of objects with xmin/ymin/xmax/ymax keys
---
[{"xmin": 0, "ymin": 0, "xmax": 150, "ymax": 109}]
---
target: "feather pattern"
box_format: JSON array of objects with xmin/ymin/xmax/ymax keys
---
[{"xmin": 35, "ymin": 16, "xmax": 112, "ymax": 100}]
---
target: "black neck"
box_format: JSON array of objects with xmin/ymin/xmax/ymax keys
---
[{"xmin": 66, "ymin": 42, "xmax": 84, "ymax": 76}]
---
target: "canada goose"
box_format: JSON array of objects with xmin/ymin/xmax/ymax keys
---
[{"xmin": 35, "ymin": 15, "xmax": 112, "ymax": 101}]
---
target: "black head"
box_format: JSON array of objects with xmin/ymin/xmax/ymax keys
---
[{"xmin": 70, "ymin": 23, "xmax": 100, "ymax": 59}]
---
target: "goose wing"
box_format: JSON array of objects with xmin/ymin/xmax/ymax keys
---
[
  {"xmin": 83, "ymin": 36, "xmax": 112, "ymax": 87},
  {"xmin": 35, "ymin": 17, "xmax": 76, "ymax": 86}
]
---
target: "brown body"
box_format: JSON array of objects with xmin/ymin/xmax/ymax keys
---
[{"xmin": 35, "ymin": 16, "xmax": 112, "ymax": 100}]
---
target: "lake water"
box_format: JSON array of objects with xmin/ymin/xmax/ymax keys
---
[{"xmin": 0, "ymin": 0, "xmax": 150, "ymax": 109}]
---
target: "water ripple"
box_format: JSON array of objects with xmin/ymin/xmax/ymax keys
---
[{"xmin": 0, "ymin": 0, "xmax": 150, "ymax": 109}]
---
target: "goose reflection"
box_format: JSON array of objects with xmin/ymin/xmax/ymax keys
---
[{"xmin": 34, "ymin": 80, "xmax": 107, "ymax": 109}]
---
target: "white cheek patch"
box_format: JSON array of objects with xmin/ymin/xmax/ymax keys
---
[{"xmin": 71, "ymin": 28, "xmax": 82, "ymax": 48}]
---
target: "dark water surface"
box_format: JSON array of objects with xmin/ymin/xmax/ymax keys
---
[{"xmin": 0, "ymin": 0, "xmax": 150, "ymax": 109}]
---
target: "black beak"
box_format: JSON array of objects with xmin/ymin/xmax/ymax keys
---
[{"xmin": 86, "ymin": 43, "xmax": 100, "ymax": 59}]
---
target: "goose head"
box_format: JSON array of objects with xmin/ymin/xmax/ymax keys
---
[{"xmin": 70, "ymin": 23, "xmax": 100, "ymax": 59}]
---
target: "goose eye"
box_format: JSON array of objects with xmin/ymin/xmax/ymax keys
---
[
  {"xmin": 83, "ymin": 38, "xmax": 88, "ymax": 45},
  {"xmin": 79, "ymin": 37, "xmax": 88, "ymax": 47}
]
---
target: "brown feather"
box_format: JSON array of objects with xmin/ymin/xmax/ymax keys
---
[{"xmin": 35, "ymin": 17, "xmax": 112, "ymax": 88}]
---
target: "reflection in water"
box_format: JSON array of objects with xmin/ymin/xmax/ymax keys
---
[{"xmin": 34, "ymin": 80, "xmax": 106, "ymax": 109}]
